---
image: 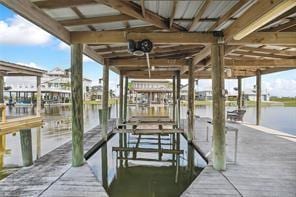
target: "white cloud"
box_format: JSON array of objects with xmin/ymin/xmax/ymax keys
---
[{"xmin": 0, "ymin": 15, "xmax": 52, "ymax": 45}]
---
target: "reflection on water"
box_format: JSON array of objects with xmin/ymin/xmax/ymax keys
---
[
  {"xmin": 1, "ymin": 104, "xmax": 295, "ymax": 181},
  {"xmin": 87, "ymin": 133, "xmax": 206, "ymax": 197},
  {"xmin": 0, "ymin": 104, "xmax": 110, "ymax": 180}
]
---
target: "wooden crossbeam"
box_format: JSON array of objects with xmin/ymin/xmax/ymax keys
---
[
  {"xmin": 189, "ymin": 0, "xmax": 212, "ymax": 31},
  {"xmin": 97, "ymin": 0, "xmax": 184, "ymax": 31},
  {"xmin": 224, "ymin": 59, "xmax": 296, "ymax": 68},
  {"xmin": 231, "ymin": 50, "xmax": 295, "ymax": 59},
  {"xmin": 33, "ymin": 0, "xmax": 97, "ymax": 9},
  {"xmin": 110, "ymin": 58, "xmax": 186, "ymax": 66},
  {"xmin": 208, "ymin": 0, "xmax": 249, "ymax": 31},
  {"xmin": 70, "ymin": 31, "xmax": 214, "ymax": 44},
  {"xmin": 224, "ymin": 0, "xmax": 296, "ymax": 41},
  {"xmin": 59, "ymin": 14, "xmax": 134, "ymax": 26},
  {"xmin": 239, "ymin": 46, "xmax": 296, "ymax": 56},
  {"xmin": 228, "ymin": 32, "xmax": 296, "ymax": 45},
  {"xmin": 169, "ymin": 0, "xmax": 178, "ymax": 29}
]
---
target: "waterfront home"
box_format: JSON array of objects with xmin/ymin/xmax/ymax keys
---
[
  {"xmin": 130, "ymin": 79, "xmax": 172, "ymax": 104},
  {"xmin": 4, "ymin": 66, "xmax": 92, "ymax": 104}
]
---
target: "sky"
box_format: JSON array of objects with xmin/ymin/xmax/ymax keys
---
[{"xmin": 0, "ymin": 4, "xmax": 295, "ymax": 97}]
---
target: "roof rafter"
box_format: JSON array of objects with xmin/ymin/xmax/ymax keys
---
[
  {"xmin": 224, "ymin": 0, "xmax": 296, "ymax": 41},
  {"xmin": 189, "ymin": 0, "xmax": 212, "ymax": 32},
  {"xmin": 34, "ymin": 0, "xmax": 97, "ymax": 9},
  {"xmin": 96, "ymin": 0, "xmax": 185, "ymax": 31},
  {"xmin": 59, "ymin": 14, "xmax": 134, "ymax": 27}
]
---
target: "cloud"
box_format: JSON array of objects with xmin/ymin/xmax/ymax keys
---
[
  {"xmin": 83, "ymin": 55, "xmax": 94, "ymax": 63},
  {"xmin": 0, "ymin": 15, "xmax": 52, "ymax": 45}
]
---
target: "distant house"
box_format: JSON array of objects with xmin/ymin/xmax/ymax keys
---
[
  {"xmin": 130, "ymin": 79, "xmax": 172, "ymax": 104},
  {"xmin": 90, "ymin": 85, "xmax": 102, "ymax": 100},
  {"xmin": 228, "ymin": 88, "xmax": 270, "ymax": 101},
  {"xmin": 4, "ymin": 67, "xmax": 92, "ymax": 103},
  {"xmin": 196, "ymin": 90, "xmax": 212, "ymax": 101}
]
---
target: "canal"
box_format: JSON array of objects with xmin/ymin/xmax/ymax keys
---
[{"xmin": 1, "ymin": 104, "xmax": 295, "ymax": 181}]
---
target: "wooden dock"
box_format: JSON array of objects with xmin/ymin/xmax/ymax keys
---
[
  {"xmin": 0, "ymin": 120, "xmax": 116, "ymax": 197},
  {"xmin": 182, "ymin": 118, "xmax": 296, "ymax": 197}
]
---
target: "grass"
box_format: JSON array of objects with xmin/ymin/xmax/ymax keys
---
[{"xmin": 270, "ymin": 97, "xmax": 296, "ymax": 107}]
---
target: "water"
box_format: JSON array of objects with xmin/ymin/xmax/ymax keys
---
[
  {"xmin": 87, "ymin": 133, "xmax": 207, "ymax": 197},
  {"xmin": 1, "ymin": 104, "xmax": 295, "ymax": 181}
]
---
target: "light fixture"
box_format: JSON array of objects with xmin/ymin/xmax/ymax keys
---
[
  {"xmin": 225, "ymin": 68, "xmax": 232, "ymax": 77},
  {"xmin": 233, "ymin": 0, "xmax": 296, "ymax": 40}
]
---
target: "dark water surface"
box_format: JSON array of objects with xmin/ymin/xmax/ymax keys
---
[{"xmin": 87, "ymin": 133, "xmax": 206, "ymax": 197}]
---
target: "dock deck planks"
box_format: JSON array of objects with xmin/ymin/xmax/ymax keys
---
[
  {"xmin": 0, "ymin": 120, "xmax": 116, "ymax": 197},
  {"xmin": 182, "ymin": 118, "xmax": 296, "ymax": 197}
]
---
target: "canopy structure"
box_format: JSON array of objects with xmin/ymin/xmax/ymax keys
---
[
  {"xmin": 1, "ymin": 0, "xmax": 295, "ymax": 79},
  {"xmin": 0, "ymin": 60, "xmax": 46, "ymax": 76},
  {"xmin": 1, "ymin": 0, "xmax": 295, "ymax": 170}
]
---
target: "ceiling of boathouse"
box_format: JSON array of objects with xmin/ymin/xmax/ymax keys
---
[{"xmin": 22, "ymin": 0, "xmax": 296, "ymax": 79}]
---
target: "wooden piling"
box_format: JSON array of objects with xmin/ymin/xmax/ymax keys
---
[
  {"xmin": 256, "ymin": 69, "xmax": 261, "ymax": 125},
  {"xmin": 176, "ymin": 71, "xmax": 181, "ymax": 128},
  {"xmin": 70, "ymin": 43, "xmax": 84, "ymax": 167},
  {"xmin": 0, "ymin": 75, "xmax": 3, "ymax": 103},
  {"xmin": 102, "ymin": 59, "xmax": 109, "ymax": 141},
  {"xmin": 123, "ymin": 77, "xmax": 128, "ymax": 122},
  {"xmin": 211, "ymin": 36, "xmax": 226, "ymax": 171},
  {"xmin": 187, "ymin": 59, "xmax": 195, "ymax": 142},
  {"xmin": 20, "ymin": 129, "xmax": 33, "ymax": 166},
  {"xmin": 119, "ymin": 74, "xmax": 124, "ymax": 123},
  {"xmin": 36, "ymin": 76, "xmax": 42, "ymax": 158},
  {"xmin": 237, "ymin": 77, "xmax": 242, "ymax": 110},
  {"xmin": 172, "ymin": 76, "xmax": 176, "ymax": 122}
]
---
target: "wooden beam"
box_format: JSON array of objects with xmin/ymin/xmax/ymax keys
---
[
  {"xmin": 211, "ymin": 36, "xmax": 226, "ymax": 170},
  {"xmin": 187, "ymin": 59, "xmax": 194, "ymax": 142},
  {"xmin": 170, "ymin": 0, "xmax": 177, "ymax": 29},
  {"xmin": 208, "ymin": 0, "xmax": 249, "ymax": 31},
  {"xmin": 140, "ymin": 0, "xmax": 145, "ymax": 18},
  {"xmin": 119, "ymin": 73, "xmax": 124, "ymax": 123},
  {"xmin": 110, "ymin": 58, "xmax": 186, "ymax": 67},
  {"xmin": 231, "ymin": 50, "xmax": 295, "ymax": 59},
  {"xmin": 20, "ymin": 129, "xmax": 33, "ymax": 166},
  {"xmin": 102, "ymin": 59, "xmax": 109, "ymax": 140},
  {"xmin": 34, "ymin": 0, "xmax": 96, "ymax": 9},
  {"xmin": 71, "ymin": 44, "xmax": 84, "ymax": 167},
  {"xmin": 59, "ymin": 14, "xmax": 134, "ymax": 26},
  {"xmin": 71, "ymin": 31, "xmax": 214, "ymax": 44},
  {"xmin": 224, "ymin": 0, "xmax": 296, "ymax": 41},
  {"xmin": 228, "ymin": 32, "xmax": 296, "ymax": 45},
  {"xmin": 123, "ymin": 76, "xmax": 128, "ymax": 122},
  {"xmin": 263, "ymin": 19, "xmax": 296, "ymax": 32},
  {"xmin": 256, "ymin": 69, "xmax": 261, "ymax": 125},
  {"xmin": 189, "ymin": 0, "xmax": 212, "ymax": 31},
  {"xmin": 225, "ymin": 59, "xmax": 296, "ymax": 68},
  {"xmin": 193, "ymin": 46, "xmax": 211, "ymax": 65},
  {"xmin": 239, "ymin": 46, "xmax": 296, "ymax": 56},
  {"xmin": 97, "ymin": 0, "xmax": 184, "ymax": 31}
]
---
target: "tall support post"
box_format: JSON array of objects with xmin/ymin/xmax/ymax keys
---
[
  {"xmin": 187, "ymin": 59, "xmax": 195, "ymax": 142},
  {"xmin": 211, "ymin": 35, "xmax": 226, "ymax": 171},
  {"xmin": 102, "ymin": 59, "xmax": 109, "ymax": 141},
  {"xmin": 119, "ymin": 74, "xmax": 124, "ymax": 123},
  {"xmin": 0, "ymin": 75, "xmax": 3, "ymax": 103},
  {"xmin": 237, "ymin": 77, "xmax": 242, "ymax": 110},
  {"xmin": 36, "ymin": 76, "xmax": 42, "ymax": 158},
  {"xmin": 123, "ymin": 77, "xmax": 128, "ymax": 122},
  {"xmin": 172, "ymin": 76, "xmax": 176, "ymax": 121},
  {"xmin": 71, "ymin": 43, "xmax": 84, "ymax": 167},
  {"xmin": 256, "ymin": 70, "xmax": 261, "ymax": 125},
  {"xmin": 176, "ymin": 71, "xmax": 181, "ymax": 128},
  {"xmin": 20, "ymin": 129, "xmax": 33, "ymax": 166}
]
